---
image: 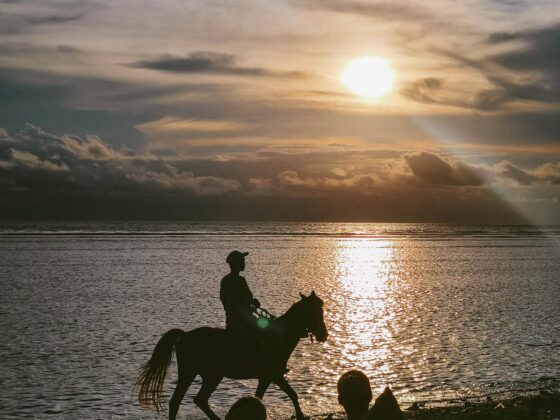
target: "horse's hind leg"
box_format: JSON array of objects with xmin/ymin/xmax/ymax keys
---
[
  {"xmin": 169, "ymin": 372, "xmax": 195, "ymax": 420},
  {"xmin": 193, "ymin": 375, "xmax": 222, "ymax": 420}
]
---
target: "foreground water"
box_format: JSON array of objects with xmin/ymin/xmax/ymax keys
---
[{"xmin": 0, "ymin": 222, "xmax": 559, "ymax": 419}]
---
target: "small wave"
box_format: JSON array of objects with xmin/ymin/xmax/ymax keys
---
[{"xmin": 1, "ymin": 223, "xmax": 559, "ymax": 240}]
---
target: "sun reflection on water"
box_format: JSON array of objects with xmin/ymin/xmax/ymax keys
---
[
  {"xmin": 331, "ymin": 238, "xmax": 400, "ymax": 387},
  {"xmin": 337, "ymin": 239, "xmax": 394, "ymax": 298}
]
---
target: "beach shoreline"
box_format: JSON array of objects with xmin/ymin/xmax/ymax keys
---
[{"xmin": 310, "ymin": 391, "xmax": 560, "ymax": 420}]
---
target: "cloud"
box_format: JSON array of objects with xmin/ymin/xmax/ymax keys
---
[
  {"xmin": 0, "ymin": 11, "xmax": 84, "ymax": 34},
  {"xmin": 0, "ymin": 0, "xmax": 99, "ymax": 35},
  {"xmin": 399, "ymin": 151, "xmax": 483, "ymax": 187},
  {"xmin": 473, "ymin": 160, "xmax": 560, "ymax": 186},
  {"xmin": 487, "ymin": 24, "xmax": 560, "ymax": 72},
  {"xmin": 532, "ymin": 162, "xmax": 560, "ymax": 184},
  {"xmin": 401, "ymin": 54, "xmax": 522, "ymax": 111},
  {"xmin": 0, "ymin": 42, "xmax": 85, "ymax": 58},
  {"xmin": 4, "ymin": 64, "xmax": 560, "ymax": 154},
  {"xmin": 249, "ymin": 170, "xmax": 380, "ymax": 196},
  {"xmin": 2, "ymin": 125, "xmax": 559, "ymax": 222},
  {"xmin": 491, "ymin": 161, "xmax": 536, "ymax": 185},
  {"xmin": 400, "ymin": 78, "xmax": 446, "ymax": 106},
  {"xmin": 248, "ymin": 151, "xmax": 488, "ymax": 197},
  {"xmin": 485, "ymin": 24, "xmax": 560, "ymax": 104},
  {"xmin": 130, "ymin": 51, "xmax": 306, "ymax": 78},
  {"xmin": 294, "ymin": 0, "xmax": 438, "ymax": 25},
  {"xmin": 9, "ymin": 149, "xmax": 69, "ymax": 171},
  {"xmin": 137, "ymin": 117, "xmax": 252, "ymax": 136},
  {"xmin": 387, "ymin": 151, "xmax": 560, "ymax": 188},
  {"xmin": 407, "ymin": 23, "xmax": 560, "ymax": 111},
  {"xmin": 136, "ymin": 117, "xmax": 258, "ymax": 153},
  {"xmin": 25, "ymin": 14, "xmax": 83, "ymax": 25},
  {"xmin": 490, "ymin": 0, "xmax": 529, "ymax": 8},
  {"xmin": 0, "ymin": 124, "xmax": 241, "ymax": 195}
]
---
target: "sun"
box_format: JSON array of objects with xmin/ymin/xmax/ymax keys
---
[{"xmin": 341, "ymin": 56, "xmax": 395, "ymax": 99}]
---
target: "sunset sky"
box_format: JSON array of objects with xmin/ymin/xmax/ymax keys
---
[{"xmin": 1, "ymin": 0, "xmax": 559, "ymax": 222}]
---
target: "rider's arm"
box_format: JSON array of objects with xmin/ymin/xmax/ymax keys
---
[
  {"xmin": 239, "ymin": 276, "xmax": 253, "ymax": 300},
  {"xmin": 239, "ymin": 276, "xmax": 260, "ymax": 308}
]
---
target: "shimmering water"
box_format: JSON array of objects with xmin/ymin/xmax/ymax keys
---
[{"xmin": 1, "ymin": 222, "xmax": 559, "ymax": 419}]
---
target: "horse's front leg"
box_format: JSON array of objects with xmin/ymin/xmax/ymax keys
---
[
  {"xmin": 274, "ymin": 376, "xmax": 305, "ymax": 420},
  {"xmin": 255, "ymin": 378, "xmax": 271, "ymax": 399}
]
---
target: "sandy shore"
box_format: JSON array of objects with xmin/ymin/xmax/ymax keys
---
[{"xmin": 309, "ymin": 391, "xmax": 560, "ymax": 420}]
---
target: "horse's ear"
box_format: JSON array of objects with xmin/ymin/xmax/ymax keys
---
[
  {"xmin": 310, "ymin": 290, "xmax": 317, "ymax": 297},
  {"xmin": 299, "ymin": 292, "xmax": 306, "ymax": 300}
]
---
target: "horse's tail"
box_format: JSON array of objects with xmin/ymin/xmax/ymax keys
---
[{"xmin": 135, "ymin": 328, "xmax": 184, "ymax": 412}]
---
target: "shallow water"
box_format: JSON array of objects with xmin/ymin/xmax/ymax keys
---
[{"xmin": 0, "ymin": 222, "xmax": 559, "ymax": 419}]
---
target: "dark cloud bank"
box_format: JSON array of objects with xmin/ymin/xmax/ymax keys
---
[{"xmin": 1, "ymin": 125, "xmax": 559, "ymax": 223}]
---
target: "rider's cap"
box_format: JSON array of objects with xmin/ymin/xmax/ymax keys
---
[{"xmin": 226, "ymin": 250, "xmax": 248, "ymax": 264}]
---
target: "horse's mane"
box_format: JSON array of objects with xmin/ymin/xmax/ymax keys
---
[{"xmin": 277, "ymin": 292, "xmax": 323, "ymax": 323}]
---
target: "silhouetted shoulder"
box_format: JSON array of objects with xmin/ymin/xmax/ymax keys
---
[
  {"xmin": 365, "ymin": 387, "xmax": 404, "ymax": 420},
  {"xmin": 221, "ymin": 273, "xmax": 245, "ymax": 282},
  {"xmin": 220, "ymin": 274, "xmax": 253, "ymax": 309}
]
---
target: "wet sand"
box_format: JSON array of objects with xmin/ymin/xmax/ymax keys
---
[{"xmin": 312, "ymin": 392, "xmax": 560, "ymax": 420}]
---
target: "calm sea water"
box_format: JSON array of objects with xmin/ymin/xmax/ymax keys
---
[{"xmin": 1, "ymin": 222, "xmax": 559, "ymax": 419}]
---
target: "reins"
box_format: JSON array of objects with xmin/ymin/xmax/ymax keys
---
[{"xmin": 253, "ymin": 306, "xmax": 277, "ymax": 320}]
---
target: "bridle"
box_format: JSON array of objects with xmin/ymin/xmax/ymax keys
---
[{"xmin": 306, "ymin": 329, "xmax": 315, "ymax": 343}]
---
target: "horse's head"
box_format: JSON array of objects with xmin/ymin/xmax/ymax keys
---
[{"xmin": 298, "ymin": 291, "xmax": 328, "ymax": 343}]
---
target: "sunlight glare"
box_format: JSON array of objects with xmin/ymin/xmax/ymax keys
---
[{"xmin": 341, "ymin": 56, "xmax": 395, "ymax": 99}]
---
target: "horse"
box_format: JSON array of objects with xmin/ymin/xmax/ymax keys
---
[{"xmin": 136, "ymin": 291, "xmax": 328, "ymax": 420}]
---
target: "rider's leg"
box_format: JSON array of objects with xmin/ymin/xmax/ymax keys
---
[{"xmin": 263, "ymin": 332, "xmax": 288, "ymax": 376}]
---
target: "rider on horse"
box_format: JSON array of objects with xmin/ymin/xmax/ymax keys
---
[
  {"xmin": 220, "ymin": 250, "xmax": 261, "ymax": 332},
  {"xmin": 220, "ymin": 251, "xmax": 285, "ymax": 376}
]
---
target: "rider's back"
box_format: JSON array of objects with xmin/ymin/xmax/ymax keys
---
[{"xmin": 220, "ymin": 273, "xmax": 254, "ymax": 329}]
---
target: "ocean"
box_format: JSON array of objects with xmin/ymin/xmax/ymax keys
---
[{"xmin": 1, "ymin": 222, "xmax": 559, "ymax": 419}]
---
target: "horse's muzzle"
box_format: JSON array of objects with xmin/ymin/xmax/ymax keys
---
[{"xmin": 315, "ymin": 329, "xmax": 328, "ymax": 343}]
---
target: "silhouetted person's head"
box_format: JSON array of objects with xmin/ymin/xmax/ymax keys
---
[
  {"xmin": 337, "ymin": 370, "xmax": 373, "ymax": 420},
  {"xmin": 226, "ymin": 250, "xmax": 248, "ymax": 273},
  {"xmin": 225, "ymin": 396, "xmax": 266, "ymax": 420}
]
